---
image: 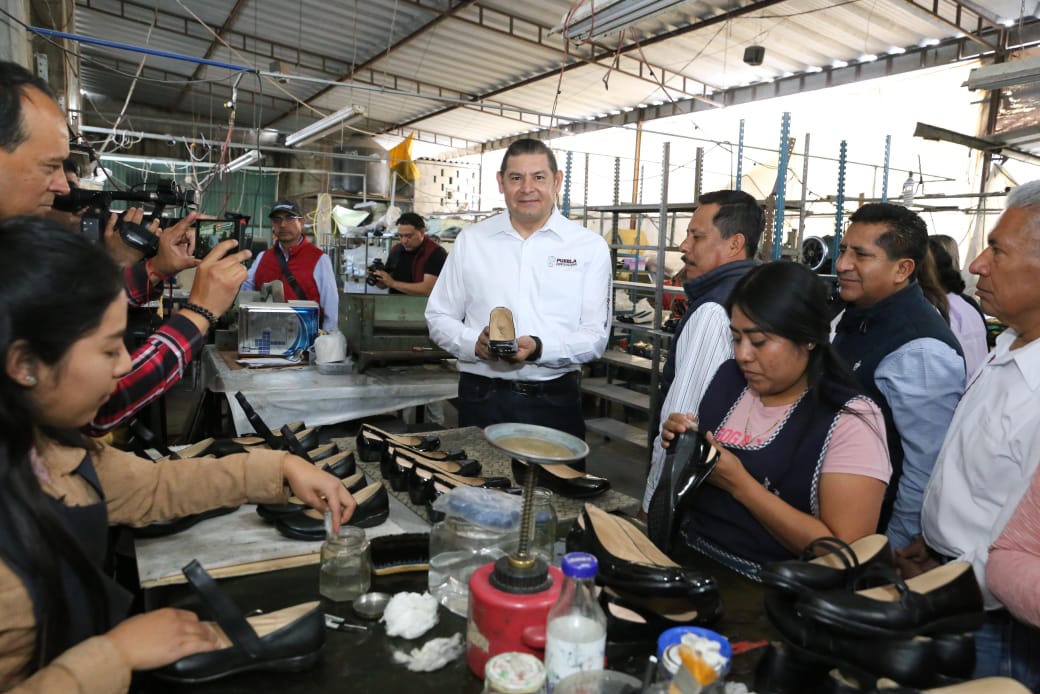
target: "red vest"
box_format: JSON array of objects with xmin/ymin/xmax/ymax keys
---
[
  {"xmin": 254, "ymin": 236, "xmax": 323, "ymax": 304},
  {"xmin": 409, "ymin": 236, "xmax": 442, "ymax": 282}
]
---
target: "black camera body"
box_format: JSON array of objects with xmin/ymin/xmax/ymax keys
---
[
  {"xmin": 52, "ymin": 179, "xmax": 196, "ymax": 259},
  {"xmin": 366, "ymin": 258, "xmax": 386, "ymax": 286},
  {"xmin": 194, "ymin": 215, "xmax": 253, "ymax": 260}
]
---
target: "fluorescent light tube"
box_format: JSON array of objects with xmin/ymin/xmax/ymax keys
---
[
  {"xmin": 225, "ymin": 149, "xmax": 261, "ymax": 173},
  {"xmin": 964, "ymin": 55, "xmax": 1040, "ymax": 91},
  {"xmin": 284, "ymin": 105, "xmax": 366, "ymax": 147},
  {"xmin": 554, "ymin": 0, "xmax": 689, "ymax": 41}
]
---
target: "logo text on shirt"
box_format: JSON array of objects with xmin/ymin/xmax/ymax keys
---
[{"xmin": 548, "ymin": 255, "xmax": 578, "ymax": 269}]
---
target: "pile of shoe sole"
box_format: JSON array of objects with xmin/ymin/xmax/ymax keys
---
[{"xmin": 755, "ymin": 534, "xmax": 1003, "ymax": 693}]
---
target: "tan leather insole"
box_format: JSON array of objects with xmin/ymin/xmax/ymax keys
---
[
  {"xmin": 289, "ymin": 474, "xmax": 365, "ymax": 504},
  {"xmin": 175, "ymin": 438, "xmax": 216, "ymax": 458},
  {"xmin": 362, "ymin": 425, "xmax": 424, "ymax": 448},
  {"xmin": 489, "ymin": 307, "xmax": 516, "ymax": 341},
  {"xmin": 584, "ymin": 504, "xmax": 678, "ymax": 567},
  {"xmin": 270, "ymin": 421, "xmax": 305, "ymax": 436},
  {"xmin": 396, "ymin": 450, "xmax": 462, "ymax": 475},
  {"xmin": 206, "ymin": 602, "xmax": 319, "ymax": 647},
  {"xmin": 604, "ymin": 588, "xmax": 700, "ymax": 622},
  {"xmin": 856, "ymin": 561, "xmax": 969, "ymax": 602},
  {"xmin": 314, "ymin": 451, "xmax": 352, "ymax": 469},
  {"xmin": 810, "ymin": 534, "xmax": 887, "ymax": 569},
  {"xmin": 308, "ymin": 443, "xmax": 338, "ymax": 458},
  {"xmin": 232, "ymin": 436, "xmax": 267, "ymax": 446}
]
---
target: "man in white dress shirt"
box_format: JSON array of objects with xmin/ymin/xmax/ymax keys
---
[
  {"xmin": 912, "ymin": 181, "xmax": 1040, "ymax": 685},
  {"xmin": 425, "ymin": 138, "xmax": 612, "ymax": 442}
]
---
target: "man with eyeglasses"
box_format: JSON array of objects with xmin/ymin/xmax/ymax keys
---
[{"xmin": 244, "ymin": 199, "xmax": 339, "ymax": 331}]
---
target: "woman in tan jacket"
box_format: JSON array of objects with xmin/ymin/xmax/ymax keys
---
[{"xmin": 0, "ymin": 218, "xmax": 356, "ymax": 692}]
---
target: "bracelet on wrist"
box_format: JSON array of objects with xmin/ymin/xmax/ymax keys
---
[
  {"xmin": 181, "ymin": 301, "xmax": 217, "ymax": 327},
  {"xmin": 526, "ymin": 335, "xmax": 543, "ymax": 362},
  {"xmin": 144, "ymin": 259, "xmax": 169, "ymax": 283}
]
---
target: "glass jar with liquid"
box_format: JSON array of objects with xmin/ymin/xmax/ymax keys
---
[{"xmin": 320, "ymin": 526, "xmax": 371, "ymax": 602}]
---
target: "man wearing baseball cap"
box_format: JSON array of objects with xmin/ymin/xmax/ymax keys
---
[{"xmin": 243, "ymin": 199, "xmax": 339, "ymax": 331}]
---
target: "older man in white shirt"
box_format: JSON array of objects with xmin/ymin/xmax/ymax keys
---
[{"xmin": 912, "ymin": 181, "xmax": 1040, "ymax": 687}]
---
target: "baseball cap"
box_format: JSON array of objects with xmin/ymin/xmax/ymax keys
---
[{"xmin": 269, "ymin": 199, "xmax": 302, "ymax": 218}]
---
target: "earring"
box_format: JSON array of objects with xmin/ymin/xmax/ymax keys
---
[{"xmin": 23, "ymin": 375, "xmax": 37, "ymax": 386}]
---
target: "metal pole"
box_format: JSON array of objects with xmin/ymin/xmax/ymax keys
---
[
  {"xmin": 735, "ymin": 119, "xmax": 745, "ymax": 190},
  {"xmin": 881, "ymin": 134, "xmax": 892, "ymax": 203},
  {"xmin": 831, "ymin": 140, "xmax": 848, "ymax": 273},
  {"xmin": 773, "ymin": 112, "xmax": 791, "ymax": 260},
  {"xmin": 796, "ymin": 133, "xmax": 810, "ymax": 253},
  {"xmin": 562, "ymin": 151, "xmax": 573, "ymax": 217},
  {"xmin": 650, "ymin": 142, "xmax": 670, "ymax": 450}
]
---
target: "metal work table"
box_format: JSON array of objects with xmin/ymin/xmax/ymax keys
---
[{"xmin": 200, "ymin": 345, "xmax": 459, "ymax": 434}]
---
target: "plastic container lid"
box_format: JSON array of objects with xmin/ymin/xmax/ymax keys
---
[
  {"xmin": 484, "ymin": 652, "xmax": 546, "ymax": 694},
  {"xmin": 657, "ymin": 626, "xmax": 732, "ymax": 678},
  {"xmin": 560, "ymin": 552, "xmax": 598, "ymax": 579}
]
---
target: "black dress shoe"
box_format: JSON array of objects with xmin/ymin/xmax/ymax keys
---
[
  {"xmin": 256, "ymin": 473, "xmax": 368, "ymax": 523},
  {"xmin": 761, "ymin": 534, "xmax": 893, "ymax": 593},
  {"xmin": 765, "ymin": 590, "xmax": 942, "ymax": 688},
  {"xmin": 647, "ymin": 429, "xmax": 716, "ymax": 552},
  {"xmin": 488, "ymin": 306, "xmax": 518, "ymax": 357},
  {"xmin": 319, "ymin": 451, "xmax": 357, "ymax": 479},
  {"xmin": 382, "ymin": 442, "xmax": 468, "ymax": 466},
  {"xmin": 600, "ymin": 586, "xmax": 723, "ymax": 644},
  {"xmin": 356, "ymin": 423, "xmax": 440, "ymax": 462},
  {"xmin": 795, "ymin": 561, "xmax": 985, "ymax": 638},
  {"xmin": 152, "ymin": 560, "xmax": 324, "ymax": 683},
  {"xmin": 206, "ymin": 436, "xmax": 270, "ymax": 457},
  {"xmin": 275, "ymin": 482, "xmax": 390, "ymax": 539},
  {"xmin": 306, "ymin": 443, "xmax": 339, "ymax": 463},
  {"xmin": 133, "ymin": 506, "xmax": 240, "ymax": 538},
  {"xmin": 280, "ymin": 425, "xmax": 320, "ymax": 461},
  {"xmin": 567, "ymin": 504, "xmax": 718, "ymax": 599},
  {"xmin": 754, "ymin": 642, "xmax": 832, "ymax": 694},
  {"xmin": 511, "ymin": 459, "xmax": 610, "ymax": 498},
  {"xmin": 406, "ymin": 466, "xmax": 513, "ymax": 505},
  {"xmin": 391, "ymin": 448, "xmax": 483, "ymax": 493}
]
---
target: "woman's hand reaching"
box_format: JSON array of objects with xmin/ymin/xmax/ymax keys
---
[
  {"xmin": 106, "ymin": 609, "xmax": 222, "ymax": 671},
  {"xmin": 660, "ymin": 412, "xmax": 698, "ymax": 449},
  {"xmin": 703, "ymin": 431, "xmax": 754, "ymax": 496},
  {"xmin": 281, "ymin": 455, "xmax": 357, "ymax": 534}
]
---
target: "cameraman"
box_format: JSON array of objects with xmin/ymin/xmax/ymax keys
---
[
  {"xmin": 1, "ymin": 60, "xmax": 250, "ymax": 435},
  {"xmin": 370, "ymin": 212, "xmax": 447, "ymax": 297}
]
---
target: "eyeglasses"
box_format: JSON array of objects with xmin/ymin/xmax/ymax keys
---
[{"xmin": 270, "ymin": 215, "xmax": 301, "ymax": 225}]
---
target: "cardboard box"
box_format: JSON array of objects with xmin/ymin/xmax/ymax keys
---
[{"xmin": 238, "ymin": 301, "xmax": 319, "ymax": 356}]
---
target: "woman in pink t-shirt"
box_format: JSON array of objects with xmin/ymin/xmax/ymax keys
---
[{"xmin": 661, "ymin": 261, "xmax": 891, "ymax": 575}]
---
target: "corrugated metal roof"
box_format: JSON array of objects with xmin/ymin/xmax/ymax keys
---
[{"xmin": 67, "ymin": 0, "xmax": 1026, "ymax": 152}]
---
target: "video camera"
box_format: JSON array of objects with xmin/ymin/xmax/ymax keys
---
[
  {"xmin": 365, "ymin": 257, "xmax": 386, "ymax": 286},
  {"xmin": 52, "ymin": 179, "xmax": 196, "ymax": 258}
]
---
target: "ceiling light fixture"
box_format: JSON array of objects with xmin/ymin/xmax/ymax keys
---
[
  {"xmin": 284, "ymin": 105, "xmax": 366, "ymax": 148},
  {"xmin": 553, "ymin": 0, "xmax": 687, "ymax": 41},
  {"xmin": 225, "ymin": 149, "xmax": 261, "ymax": 173},
  {"xmin": 964, "ymin": 55, "xmax": 1040, "ymax": 91}
]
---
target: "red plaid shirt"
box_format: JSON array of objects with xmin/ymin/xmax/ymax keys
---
[{"xmin": 84, "ymin": 262, "xmax": 204, "ymax": 435}]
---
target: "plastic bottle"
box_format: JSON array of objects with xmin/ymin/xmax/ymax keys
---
[
  {"xmin": 543, "ymin": 553, "xmax": 606, "ymax": 693},
  {"xmin": 901, "ymin": 172, "xmax": 915, "ymax": 207}
]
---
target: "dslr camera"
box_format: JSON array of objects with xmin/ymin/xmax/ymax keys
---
[
  {"xmin": 365, "ymin": 258, "xmax": 386, "ymax": 286},
  {"xmin": 52, "ymin": 178, "xmax": 196, "ymax": 258}
]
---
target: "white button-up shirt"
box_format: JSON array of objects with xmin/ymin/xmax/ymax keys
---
[
  {"xmin": 426, "ymin": 209, "xmax": 612, "ymax": 380},
  {"xmin": 922, "ymin": 328, "xmax": 1040, "ymax": 608}
]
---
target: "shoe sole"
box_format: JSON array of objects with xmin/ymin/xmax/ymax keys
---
[{"xmin": 152, "ymin": 650, "xmax": 321, "ymax": 684}]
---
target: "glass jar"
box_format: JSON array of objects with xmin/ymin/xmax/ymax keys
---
[
  {"xmin": 319, "ymin": 526, "xmax": 371, "ymax": 602},
  {"xmin": 483, "ymin": 652, "xmax": 546, "ymax": 694},
  {"xmin": 525, "ymin": 488, "xmax": 558, "ymax": 563},
  {"xmin": 428, "ymin": 487, "xmax": 522, "ymax": 617}
]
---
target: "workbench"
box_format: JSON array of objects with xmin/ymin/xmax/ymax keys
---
[
  {"xmin": 199, "ymin": 345, "xmax": 459, "ymax": 435},
  {"xmin": 134, "ymin": 426, "xmax": 773, "ymax": 692}
]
